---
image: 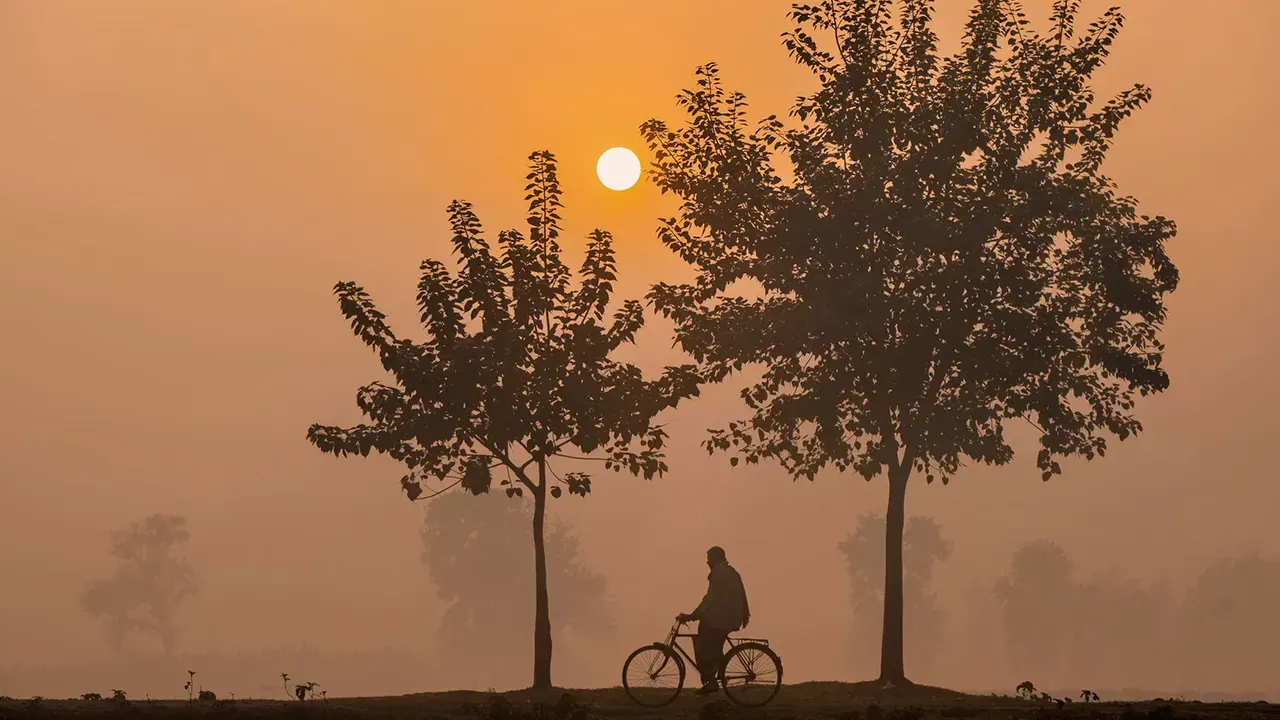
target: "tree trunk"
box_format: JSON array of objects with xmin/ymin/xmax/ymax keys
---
[
  {"xmin": 531, "ymin": 459, "xmax": 554, "ymax": 691},
  {"xmin": 878, "ymin": 465, "xmax": 910, "ymax": 686}
]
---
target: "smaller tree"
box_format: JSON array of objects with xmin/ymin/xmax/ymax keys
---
[
  {"xmin": 1178, "ymin": 553, "xmax": 1280, "ymax": 690},
  {"xmin": 307, "ymin": 150, "xmax": 701, "ymax": 690},
  {"xmin": 422, "ymin": 491, "xmax": 613, "ymax": 689},
  {"xmin": 995, "ymin": 539, "xmax": 1075, "ymax": 683},
  {"xmin": 839, "ymin": 514, "xmax": 952, "ymax": 677},
  {"xmin": 81, "ymin": 514, "xmax": 196, "ymax": 656},
  {"xmin": 1067, "ymin": 573, "xmax": 1172, "ymax": 688}
]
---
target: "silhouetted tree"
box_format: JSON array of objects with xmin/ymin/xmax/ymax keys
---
[
  {"xmin": 1067, "ymin": 573, "xmax": 1172, "ymax": 688},
  {"xmin": 80, "ymin": 514, "xmax": 196, "ymax": 656},
  {"xmin": 1178, "ymin": 553, "xmax": 1280, "ymax": 690},
  {"xmin": 839, "ymin": 515, "xmax": 951, "ymax": 678},
  {"xmin": 421, "ymin": 491, "xmax": 613, "ymax": 689},
  {"xmin": 307, "ymin": 151, "xmax": 700, "ymax": 690},
  {"xmin": 995, "ymin": 539, "xmax": 1075, "ymax": 683},
  {"xmin": 642, "ymin": 0, "xmax": 1178, "ymax": 685}
]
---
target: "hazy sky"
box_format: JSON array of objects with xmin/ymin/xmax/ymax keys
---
[{"xmin": 2, "ymin": 0, "xmax": 1279, "ymax": 692}]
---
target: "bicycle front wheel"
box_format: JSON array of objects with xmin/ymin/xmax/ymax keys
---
[
  {"xmin": 622, "ymin": 644, "xmax": 685, "ymax": 707},
  {"xmin": 719, "ymin": 642, "xmax": 783, "ymax": 708}
]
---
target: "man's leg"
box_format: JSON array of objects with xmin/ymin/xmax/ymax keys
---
[{"xmin": 693, "ymin": 627, "xmax": 729, "ymax": 690}]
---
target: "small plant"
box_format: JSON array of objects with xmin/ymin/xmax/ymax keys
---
[
  {"xmin": 184, "ymin": 670, "xmax": 196, "ymax": 701},
  {"xmin": 81, "ymin": 692, "xmax": 103, "ymax": 701},
  {"xmin": 112, "ymin": 689, "xmax": 127, "ymax": 701},
  {"xmin": 198, "ymin": 689, "xmax": 216, "ymax": 702},
  {"xmin": 281, "ymin": 673, "xmax": 291, "ymax": 700},
  {"xmin": 1016, "ymin": 681, "xmax": 1037, "ymax": 700},
  {"xmin": 294, "ymin": 682, "xmax": 319, "ymax": 701},
  {"xmin": 1081, "ymin": 690, "xmax": 1100, "ymax": 703}
]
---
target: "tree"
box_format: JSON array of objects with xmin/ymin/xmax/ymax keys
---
[
  {"xmin": 642, "ymin": 0, "xmax": 1179, "ymax": 684},
  {"xmin": 1067, "ymin": 573, "xmax": 1173, "ymax": 688},
  {"xmin": 80, "ymin": 514, "xmax": 196, "ymax": 656},
  {"xmin": 838, "ymin": 514, "xmax": 952, "ymax": 678},
  {"xmin": 307, "ymin": 151, "xmax": 700, "ymax": 690},
  {"xmin": 421, "ymin": 491, "xmax": 613, "ymax": 689},
  {"xmin": 994, "ymin": 539, "xmax": 1075, "ymax": 683},
  {"xmin": 1178, "ymin": 553, "xmax": 1280, "ymax": 690}
]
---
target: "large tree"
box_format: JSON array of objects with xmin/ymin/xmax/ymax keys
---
[
  {"xmin": 642, "ymin": 0, "xmax": 1179, "ymax": 684},
  {"xmin": 307, "ymin": 151, "xmax": 699, "ymax": 690},
  {"xmin": 81, "ymin": 514, "xmax": 196, "ymax": 657}
]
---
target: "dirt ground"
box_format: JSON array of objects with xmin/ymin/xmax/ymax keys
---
[{"xmin": 3, "ymin": 682, "xmax": 1277, "ymax": 719}]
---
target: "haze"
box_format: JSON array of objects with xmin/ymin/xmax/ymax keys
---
[{"xmin": 2, "ymin": 0, "xmax": 1279, "ymax": 701}]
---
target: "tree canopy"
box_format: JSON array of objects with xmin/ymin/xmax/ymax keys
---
[{"xmin": 308, "ymin": 150, "xmax": 699, "ymax": 500}]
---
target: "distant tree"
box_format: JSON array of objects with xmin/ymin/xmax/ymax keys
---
[
  {"xmin": 838, "ymin": 514, "xmax": 952, "ymax": 678},
  {"xmin": 307, "ymin": 151, "xmax": 700, "ymax": 690},
  {"xmin": 421, "ymin": 491, "xmax": 613, "ymax": 689},
  {"xmin": 1178, "ymin": 553, "xmax": 1280, "ymax": 690},
  {"xmin": 642, "ymin": 0, "xmax": 1178, "ymax": 685},
  {"xmin": 1067, "ymin": 573, "xmax": 1173, "ymax": 688},
  {"xmin": 80, "ymin": 514, "xmax": 196, "ymax": 656},
  {"xmin": 995, "ymin": 539, "xmax": 1075, "ymax": 683}
]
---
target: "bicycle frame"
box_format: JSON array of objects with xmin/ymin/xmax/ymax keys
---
[{"xmin": 660, "ymin": 620, "xmax": 770, "ymax": 674}]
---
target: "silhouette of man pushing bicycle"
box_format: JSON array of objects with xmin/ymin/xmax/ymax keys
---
[{"xmin": 676, "ymin": 545, "xmax": 751, "ymax": 695}]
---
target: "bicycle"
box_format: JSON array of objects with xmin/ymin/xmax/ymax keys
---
[{"xmin": 621, "ymin": 618, "xmax": 783, "ymax": 708}]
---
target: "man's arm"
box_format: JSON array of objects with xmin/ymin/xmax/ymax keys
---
[{"xmin": 678, "ymin": 570, "xmax": 723, "ymax": 622}]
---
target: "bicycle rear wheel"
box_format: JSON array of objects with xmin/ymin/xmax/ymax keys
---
[
  {"xmin": 719, "ymin": 642, "xmax": 782, "ymax": 707},
  {"xmin": 622, "ymin": 644, "xmax": 685, "ymax": 707}
]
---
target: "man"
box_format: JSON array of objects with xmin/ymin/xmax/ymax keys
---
[{"xmin": 677, "ymin": 546, "xmax": 750, "ymax": 695}]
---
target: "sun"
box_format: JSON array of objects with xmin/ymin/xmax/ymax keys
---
[{"xmin": 596, "ymin": 147, "xmax": 641, "ymax": 191}]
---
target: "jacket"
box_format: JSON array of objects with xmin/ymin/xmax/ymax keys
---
[{"xmin": 693, "ymin": 561, "xmax": 750, "ymax": 632}]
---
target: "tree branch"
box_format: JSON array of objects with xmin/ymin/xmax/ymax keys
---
[
  {"xmin": 550, "ymin": 452, "xmax": 609, "ymax": 463},
  {"xmin": 471, "ymin": 436, "xmax": 537, "ymax": 492},
  {"xmin": 421, "ymin": 478, "xmax": 463, "ymax": 500}
]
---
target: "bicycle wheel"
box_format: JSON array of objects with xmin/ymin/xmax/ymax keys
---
[
  {"xmin": 718, "ymin": 642, "xmax": 783, "ymax": 708},
  {"xmin": 622, "ymin": 644, "xmax": 685, "ymax": 707}
]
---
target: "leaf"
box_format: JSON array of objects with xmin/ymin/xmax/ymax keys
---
[
  {"xmin": 564, "ymin": 472, "xmax": 592, "ymax": 497},
  {"xmin": 401, "ymin": 476, "xmax": 423, "ymax": 501},
  {"xmin": 550, "ymin": 486, "xmax": 562, "ymax": 498},
  {"xmin": 461, "ymin": 458, "xmax": 492, "ymax": 495}
]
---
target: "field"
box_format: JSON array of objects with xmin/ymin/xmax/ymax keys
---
[{"xmin": 3, "ymin": 682, "xmax": 1278, "ymax": 720}]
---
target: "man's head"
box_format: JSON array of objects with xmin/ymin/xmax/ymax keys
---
[{"xmin": 706, "ymin": 546, "xmax": 727, "ymax": 568}]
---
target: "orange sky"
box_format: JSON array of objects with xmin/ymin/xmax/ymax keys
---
[{"xmin": 2, "ymin": 0, "xmax": 1279, "ymax": 694}]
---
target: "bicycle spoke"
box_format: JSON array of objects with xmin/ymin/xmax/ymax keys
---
[
  {"xmin": 724, "ymin": 652, "xmax": 758, "ymax": 681},
  {"xmin": 625, "ymin": 649, "xmax": 681, "ymax": 689},
  {"xmin": 721, "ymin": 644, "xmax": 780, "ymax": 698}
]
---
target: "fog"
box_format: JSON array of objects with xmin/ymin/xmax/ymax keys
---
[{"xmin": 3, "ymin": 0, "xmax": 1279, "ymax": 702}]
